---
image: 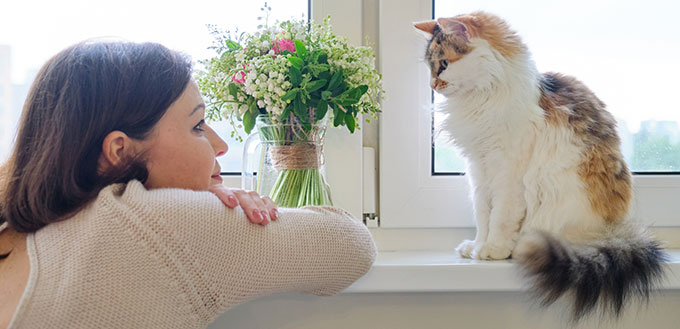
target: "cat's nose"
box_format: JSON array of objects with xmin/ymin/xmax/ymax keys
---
[
  {"xmin": 431, "ymin": 78, "xmax": 440, "ymax": 90},
  {"xmin": 431, "ymin": 78, "xmax": 445, "ymax": 90}
]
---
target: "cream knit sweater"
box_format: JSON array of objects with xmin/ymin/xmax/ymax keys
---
[{"xmin": 7, "ymin": 181, "xmax": 376, "ymax": 328}]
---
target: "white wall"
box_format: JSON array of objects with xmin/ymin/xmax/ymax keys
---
[{"xmin": 208, "ymin": 291, "xmax": 680, "ymax": 329}]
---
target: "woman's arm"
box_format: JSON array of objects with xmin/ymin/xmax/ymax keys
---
[
  {"xmin": 120, "ymin": 182, "xmax": 376, "ymax": 323},
  {"xmin": 208, "ymin": 184, "xmax": 278, "ymax": 225}
]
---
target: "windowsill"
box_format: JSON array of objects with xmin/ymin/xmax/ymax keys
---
[{"xmin": 344, "ymin": 249, "xmax": 680, "ymax": 293}]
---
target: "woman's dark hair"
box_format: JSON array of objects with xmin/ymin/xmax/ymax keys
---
[{"xmin": 0, "ymin": 41, "xmax": 193, "ymax": 232}]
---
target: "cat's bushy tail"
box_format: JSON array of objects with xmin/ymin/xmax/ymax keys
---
[{"xmin": 513, "ymin": 224, "xmax": 667, "ymax": 322}]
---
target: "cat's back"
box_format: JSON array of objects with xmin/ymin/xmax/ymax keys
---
[
  {"xmin": 539, "ymin": 72, "xmax": 619, "ymax": 146},
  {"xmin": 537, "ymin": 72, "xmax": 632, "ymax": 224}
]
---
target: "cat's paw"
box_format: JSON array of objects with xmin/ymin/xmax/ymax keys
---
[
  {"xmin": 474, "ymin": 240, "xmax": 515, "ymax": 260},
  {"xmin": 456, "ymin": 240, "xmax": 476, "ymax": 259}
]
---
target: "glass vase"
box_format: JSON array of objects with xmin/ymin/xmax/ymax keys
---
[{"xmin": 242, "ymin": 115, "xmax": 332, "ymax": 208}]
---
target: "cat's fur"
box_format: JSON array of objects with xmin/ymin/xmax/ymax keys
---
[{"xmin": 414, "ymin": 11, "xmax": 666, "ymax": 321}]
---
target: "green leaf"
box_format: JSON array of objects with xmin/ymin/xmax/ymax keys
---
[
  {"xmin": 336, "ymin": 85, "xmax": 369, "ymax": 106},
  {"xmin": 318, "ymin": 52, "xmax": 328, "ymax": 64},
  {"xmin": 350, "ymin": 85, "xmax": 369, "ymax": 100},
  {"xmin": 316, "ymin": 99, "xmax": 328, "ymax": 121},
  {"xmin": 293, "ymin": 95, "xmax": 308, "ymax": 122},
  {"xmin": 306, "ymin": 79, "xmax": 327, "ymax": 93},
  {"xmin": 318, "ymin": 70, "xmax": 331, "ymax": 81},
  {"xmin": 328, "ymin": 69, "xmax": 343, "ymax": 90},
  {"xmin": 228, "ymin": 83, "xmax": 239, "ymax": 99},
  {"xmin": 310, "ymin": 49, "xmax": 321, "ymax": 61},
  {"xmin": 321, "ymin": 90, "xmax": 332, "ymax": 100},
  {"xmin": 225, "ymin": 40, "xmax": 242, "ymax": 51},
  {"xmin": 288, "ymin": 56, "xmax": 303, "ymax": 69},
  {"xmin": 332, "ymin": 104, "xmax": 345, "ymax": 126},
  {"xmin": 289, "ymin": 66, "xmax": 302, "ymax": 86},
  {"xmin": 281, "ymin": 88, "xmax": 298, "ymax": 101},
  {"xmin": 249, "ymin": 100, "xmax": 259, "ymax": 116},
  {"xmin": 294, "ymin": 40, "xmax": 307, "ymax": 59},
  {"xmin": 344, "ymin": 113, "xmax": 356, "ymax": 133},
  {"xmin": 243, "ymin": 111, "xmax": 256, "ymax": 133},
  {"xmin": 307, "ymin": 64, "xmax": 330, "ymax": 77},
  {"xmin": 281, "ymin": 103, "xmax": 292, "ymax": 119}
]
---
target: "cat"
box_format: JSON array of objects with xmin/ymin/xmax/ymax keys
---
[{"xmin": 414, "ymin": 11, "xmax": 666, "ymax": 321}]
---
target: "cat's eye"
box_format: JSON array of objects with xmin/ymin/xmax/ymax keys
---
[{"xmin": 439, "ymin": 59, "xmax": 449, "ymax": 70}]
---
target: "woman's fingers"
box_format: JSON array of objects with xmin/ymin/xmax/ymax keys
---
[
  {"xmin": 209, "ymin": 185, "xmax": 278, "ymax": 225},
  {"xmin": 261, "ymin": 196, "xmax": 279, "ymax": 221},
  {"xmin": 209, "ymin": 184, "xmax": 239, "ymax": 208},
  {"xmin": 233, "ymin": 189, "xmax": 270, "ymax": 225}
]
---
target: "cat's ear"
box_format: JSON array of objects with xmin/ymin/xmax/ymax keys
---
[
  {"xmin": 413, "ymin": 20, "xmax": 437, "ymax": 38},
  {"xmin": 437, "ymin": 17, "xmax": 469, "ymax": 40}
]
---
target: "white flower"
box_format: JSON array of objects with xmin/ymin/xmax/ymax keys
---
[{"xmin": 257, "ymin": 100, "xmax": 265, "ymax": 108}]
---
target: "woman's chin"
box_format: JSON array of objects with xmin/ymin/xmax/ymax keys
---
[{"xmin": 210, "ymin": 175, "xmax": 223, "ymax": 185}]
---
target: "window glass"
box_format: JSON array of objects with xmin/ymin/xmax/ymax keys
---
[
  {"xmin": 433, "ymin": 0, "xmax": 680, "ymax": 174},
  {"xmin": 0, "ymin": 0, "xmax": 309, "ymax": 173}
]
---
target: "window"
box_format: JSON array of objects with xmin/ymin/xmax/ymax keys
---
[
  {"xmin": 0, "ymin": 0, "xmax": 309, "ymax": 174},
  {"xmin": 432, "ymin": 0, "xmax": 680, "ymax": 174},
  {"xmin": 0, "ymin": 0, "xmax": 365, "ymax": 219},
  {"xmin": 380, "ymin": 0, "xmax": 680, "ymax": 228}
]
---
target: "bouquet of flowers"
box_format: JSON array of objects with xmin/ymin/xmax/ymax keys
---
[{"xmin": 197, "ymin": 4, "xmax": 383, "ymax": 208}]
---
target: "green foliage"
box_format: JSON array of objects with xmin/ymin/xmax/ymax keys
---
[{"xmin": 195, "ymin": 4, "xmax": 384, "ymax": 140}]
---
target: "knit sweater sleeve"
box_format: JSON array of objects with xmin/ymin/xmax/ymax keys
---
[{"xmin": 116, "ymin": 181, "xmax": 376, "ymax": 324}]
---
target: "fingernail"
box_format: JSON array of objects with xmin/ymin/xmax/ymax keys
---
[
  {"xmin": 261, "ymin": 211, "xmax": 269, "ymax": 222},
  {"xmin": 252, "ymin": 210, "xmax": 262, "ymax": 222},
  {"xmin": 271, "ymin": 209, "xmax": 279, "ymax": 220},
  {"xmin": 228, "ymin": 195, "xmax": 237, "ymax": 204}
]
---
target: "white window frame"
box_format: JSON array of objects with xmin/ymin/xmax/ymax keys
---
[{"xmin": 378, "ymin": 0, "xmax": 680, "ymax": 229}]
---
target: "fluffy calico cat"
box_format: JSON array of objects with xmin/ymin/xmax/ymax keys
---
[{"xmin": 414, "ymin": 11, "xmax": 666, "ymax": 321}]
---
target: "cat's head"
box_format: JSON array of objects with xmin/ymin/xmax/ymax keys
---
[{"xmin": 414, "ymin": 11, "xmax": 527, "ymax": 96}]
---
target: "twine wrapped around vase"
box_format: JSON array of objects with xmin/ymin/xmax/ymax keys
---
[{"xmin": 268, "ymin": 143, "xmax": 323, "ymax": 170}]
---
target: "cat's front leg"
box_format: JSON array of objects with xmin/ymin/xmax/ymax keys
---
[
  {"xmin": 474, "ymin": 185, "xmax": 526, "ymax": 260},
  {"xmin": 456, "ymin": 183, "xmax": 491, "ymax": 258}
]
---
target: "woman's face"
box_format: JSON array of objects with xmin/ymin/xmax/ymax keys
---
[{"xmin": 140, "ymin": 80, "xmax": 228, "ymax": 190}]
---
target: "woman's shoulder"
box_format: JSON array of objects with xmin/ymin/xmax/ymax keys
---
[{"xmin": 98, "ymin": 180, "xmax": 223, "ymax": 213}]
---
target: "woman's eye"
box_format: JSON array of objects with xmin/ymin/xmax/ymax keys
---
[{"xmin": 193, "ymin": 120, "xmax": 206, "ymax": 132}]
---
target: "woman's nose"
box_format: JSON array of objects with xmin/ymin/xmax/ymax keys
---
[{"xmin": 208, "ymin": 125, "xmax": 228, "ymax": 157}]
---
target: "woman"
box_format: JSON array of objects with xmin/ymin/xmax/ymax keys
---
[{"xmin": 0, "ymin": 41, "xmax": 376, "ymax": 328}]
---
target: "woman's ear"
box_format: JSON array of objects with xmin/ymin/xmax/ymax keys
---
[{"xmin": 98, "ymin": 131, "xmax": 134, "ymax": 173}]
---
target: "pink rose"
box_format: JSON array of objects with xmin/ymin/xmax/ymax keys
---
[
  {"xmin": 272, "ymin": 39, "xmax": 296, "ymax": 54},
  {"xmin": 232, "ymin": 71, "xmax": 246, "ymax": 84}
]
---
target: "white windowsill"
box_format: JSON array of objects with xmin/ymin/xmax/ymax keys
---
[{"xmin": 344, "ymin": 249, "xmax": 680, "ymax": 293}]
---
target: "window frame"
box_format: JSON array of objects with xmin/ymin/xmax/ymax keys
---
[{"xmin": 378, "ymin": 0, "xmax": 680, "ymax": 228}]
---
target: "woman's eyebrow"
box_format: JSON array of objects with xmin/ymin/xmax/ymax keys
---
[{"xmin": 189, "ymin": 103, "xmax": 206, "ymax": 116}]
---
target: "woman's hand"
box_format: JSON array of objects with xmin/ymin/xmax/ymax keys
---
[{"xmin": 208, "ymin": 184, "xmax": 278, "ymax": 225}]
